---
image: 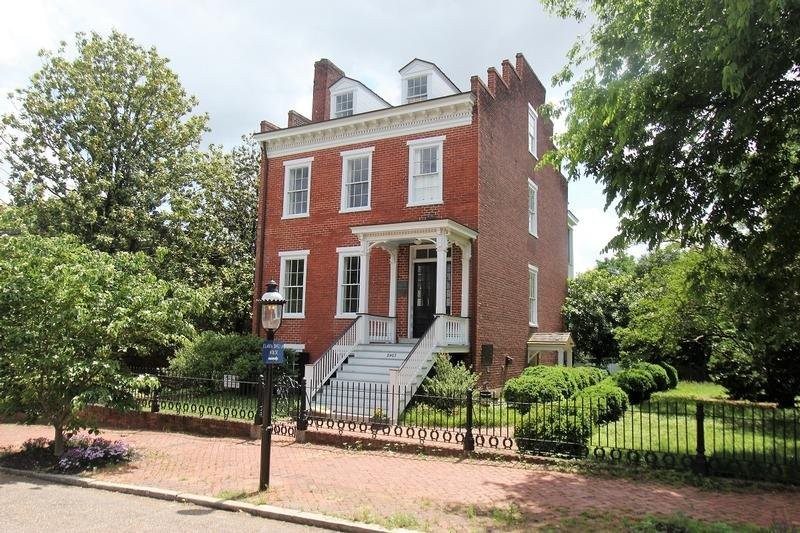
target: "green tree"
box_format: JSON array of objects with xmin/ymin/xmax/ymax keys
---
[
  {"xmin": 0, "ymin": 235, "xmax": 202, "ymax": 454},
  {"xmin": 1, "ymin": 30, "xmax": 208, "ymax": 254},
  {"xmin": 562, "ymin": 266, "xmax": 634, "ymax": 364}
]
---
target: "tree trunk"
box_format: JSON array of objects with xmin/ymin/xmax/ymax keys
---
[{"xmin": 53, "ymin": 426, "xmax": 65, "ymax": 456}]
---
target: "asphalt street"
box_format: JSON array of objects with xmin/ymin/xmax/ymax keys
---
[{"xmin": 0, "ymin": 472, "xmax": 326, "ymax": 532}]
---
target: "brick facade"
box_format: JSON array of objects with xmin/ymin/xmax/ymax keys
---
[{"xmin": 253, "ymin": 54, "xmax": 569, "ymax": 387}]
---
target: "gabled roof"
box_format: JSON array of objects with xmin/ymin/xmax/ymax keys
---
[
  {"xmin": 527, "ymin": 332, "xmax": 574, "ymax": 347},
  {"xmin": 398, "ymin": 58, "xmax": 460, "ymax": 92},
  {"xmin": 329, "ymin": 76, "xmax": 392, "ymax": 107}
]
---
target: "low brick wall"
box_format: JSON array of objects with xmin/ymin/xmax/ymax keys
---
[{"xmin": 80, "ymin": 406, "xmax": 259, "ymax": 439}]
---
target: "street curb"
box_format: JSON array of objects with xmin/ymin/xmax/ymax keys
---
[{"xmin": 0, "ymin": 467, "xmax": 404, "ymax": 533}]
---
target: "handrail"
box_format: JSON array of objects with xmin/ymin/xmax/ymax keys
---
[
  {"xmin": 305, "ymin": 316, "xmax": 361, "ymax": 400},
  {"xmin": 389, "ymin": 316, "xmax": 442, "ymax": 422}
]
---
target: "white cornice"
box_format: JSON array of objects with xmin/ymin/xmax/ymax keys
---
[{"xmin": 256, "ymin": 93, "xmax": 475, "ymax": 158}]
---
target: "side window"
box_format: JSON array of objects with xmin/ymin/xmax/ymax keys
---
[
  {"xmin": 340, "ymin": 147, "xmax": 374, "ymax": 212},
  {"xmin": 279, "ymin": 251, "xmax": 309, "ymax": 318},
  {"xmin": 407, "ymin": 137, "xmax": 444, "ymax": 206},
  {"xmin": 528, "ymin": 179, "xmax": 538, "ymax": 237},
  {"xmin": 528, "ymin": 103, "xmax": 538, "ymax": 158},
  {"xmin": 283, "ymin": 158, "xmax": 313, "ymax": 218}
]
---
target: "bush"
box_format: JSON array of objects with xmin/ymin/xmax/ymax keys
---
[
  {"xmin": 631, "ymin": 362, "xmax": 670, "ymax": 391},
  {"xmin": 420, "ymin": 353, "xmax": 479, "ymax": 411},
  {"xmin": 503, "ymin": 377, "xmax": 563, "ymax": 412},
  {"xmin": 520, "ymin": 366, "xmax": 579, "ymax": 398},
  {"xmin": 168, "ymin": 331, "xmax": 297, "ymax": 381},
  {"xmin": 613, "ymin": 368, "xmax": 656, "ymax": 403},
  {"xmin": 657, "ymin": 362, "xmax": 679, "ymax": 389},
  {"xmin": 572, "ymin": 366, "xmax": 608, "ymax": 389},
  {"xmin": 575, "ymin": 379, "xmax": 628, "ymax": 423},
  {"xmin": 708, "ymin": 339, "xmax": 765, "ymax": 401},
  {"xmin": 515, "ymin": 403, "xmax": 594, "ymax": 456},
  {"xmin": 20, "ymin": 435, "xmax": 133, "ymax": 473}
]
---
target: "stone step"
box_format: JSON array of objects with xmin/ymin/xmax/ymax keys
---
[
  {"xmin": 345, "ymin": 356, "xmax": 403, "ymax": 368},
  {"xmin": 334, "ymin": 370, "xmax": 391, "ymax": 383}
]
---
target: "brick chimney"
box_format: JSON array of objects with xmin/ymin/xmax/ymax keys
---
[{"xmin": 312, "ymin": 59, "xmax": 345, "ymax": 122}]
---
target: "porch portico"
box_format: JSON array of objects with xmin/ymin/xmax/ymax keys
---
[{"xmin": 350, "ymin": 219, "xmax": 477, "ymax": 348}]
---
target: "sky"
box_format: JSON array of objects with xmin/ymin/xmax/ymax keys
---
[{"xmin": 0, "ymin": 0, "xmax": 634, "ymax": 273}]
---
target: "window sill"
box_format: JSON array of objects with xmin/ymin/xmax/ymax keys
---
[
  {"xmin": 284, "ymin": 314, "xmax": 306, "ymax": 319},
  {"xmin": 334, "ymin": 313, "xmax": 358, "ymax": 320},
  {"xmin": 528, "ymin": 231, "xmax": 538, "ymax": 238},
  {"xmin": 282, "ymin": 213, "xmax": 310, "ymax": 220},
  {"xmin": 339, "ymin": 206, "xmax": 371, "ymax": 214},
  {"xmin": 406, "ymin": 200, "xmax": 443, "ymax": 208},
  {"xmin": 529, "ymin": 150, "xmax": 539, "ymax": 160},
  {"xmin": 529, "ymin": 322, "xmax": 539, "ymax": 328}
]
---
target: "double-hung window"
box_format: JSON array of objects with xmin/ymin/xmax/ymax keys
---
[
  {"xmin": 283, "ymin": 157, "xmax": 313, "ymax": 218},
  {"xmin": 336, "ymin": 246, "xmax": 361, "ymax": 317},
  {"xmin": 334, "ymin": 91, "xmax": 354, "ymax": 118},
  {"xmin": 528, "ymin": 103, "xmax": 538, "ymax": 158},
  {"xmin": 406, "ymin": 75, "xmax": 428, "ymax": 103},
  {"xmin": 279, "ymin": 250, "xmax": 309, "ymax": 318},
  {"xmin": 528, "ymin": 264, "xmax": 539, "ymax": 327},
  {"xmin": 407, "ymin": 136, "xmax": 444, "ymax": 206},
  {"xmin": 340, "ymin": 147, "xmax": 374, "ymax": 212},
  {"xmin": 528, "ymin": 179, "xmax": 538, "ymax": 237}
]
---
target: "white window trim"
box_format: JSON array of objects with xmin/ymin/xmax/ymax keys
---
[
  {"xmin": 528, "ymin": 264, "xmax": 539, "ymax": 327},
  {"xmin": 331, "ymin": 89, "xmax": 356, "ymax": 119},
  {"xmin": 528, "ymin": 178, "xmax": 538, "ymax": 238},
  {"xmin": 528, "ymin": 103, "xmax": 538, "ymax": 159},
  {"xmin": 282, "ymin": 157, "xmax": 314, "ymax": 219},
  {"xmin": 339, "ymin": 147, "xmax": 375, "ymax": 213},
  {"xmin": 406, "ymin": 136, "xmax": 445, "ymax": 207},
  {"xmin": 279, "ymin": 250, "xmax": 310, "ymax": 319},
  {"xmin": 335, "ymin": 245, "xmax": 362, "ymax": 318},
  {"xmin": 403, "ymin": 73, "xmax": 430, "ymax": 104}
]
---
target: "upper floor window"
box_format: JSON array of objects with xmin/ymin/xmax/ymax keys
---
[
  {"xmin": 340, "ymin": 147, "xmax": 374, "ymax": 212},
  {"xmin": 528, "ymin": 179, "xmax": 538, "ymax": 237},
  {"xmin": 528, "ymin": 264, "xmax": 539, "ymax": 327},
  {"xmin": 407, "ymin": 136, "xmax": 444, "ymax": 206},
  {"xmin": 279, "ymin": 250, "xmax": 309, "ymax": 318},
  {"xmin": 528, "ymin": 103, "xmax": 538, "ymax": 158},
  {"xmin": 334, "ymin": 91, "xmax": 354, "ymax": 118},
  {"xmin": 283, "ymin": 157, "xmax": 313, "ymax": 218},
  {"xmin": 406, "ymin": 75, "xmax": 428, "ymax": 103}
]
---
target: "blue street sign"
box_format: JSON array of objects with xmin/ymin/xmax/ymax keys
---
[{"xmin": 262, "ymin": 341, "xmax": 285, "ymax": 364}]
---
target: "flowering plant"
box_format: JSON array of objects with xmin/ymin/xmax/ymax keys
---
[{"xmin": 20, "ymin": 435, "xmax": 132, "ymax": 473}]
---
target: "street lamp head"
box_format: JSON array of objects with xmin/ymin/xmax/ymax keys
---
[{"xmin": 260, "ymin": 280, "xmax": 286, "ymax": 333}]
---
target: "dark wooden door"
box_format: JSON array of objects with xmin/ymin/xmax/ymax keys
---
[{"xmin": 413, "ymin": 262, "xmax": 437, "ymax": 338}]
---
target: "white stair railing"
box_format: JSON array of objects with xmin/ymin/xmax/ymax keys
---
[
  {"xmin": 388, "ymin": 316, "xmax": 442, "ymax": 423},
  {"xmin": 305, "ymin": 316, "xmax": 361, "ymax": 402},
  {"xmin": 364, "ymin": 314, "xmax": 396, "ymax": 343},
  {"xmin": 443, "ymin": 316, "xmax": 469, "ymax": 345}
]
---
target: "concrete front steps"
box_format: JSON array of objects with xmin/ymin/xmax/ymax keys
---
[{"xmin": 311, "ymin": 342, "xmax": 420, "ymax": 420}]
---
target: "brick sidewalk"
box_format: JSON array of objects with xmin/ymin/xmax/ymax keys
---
[{"xmin": 1, "ymin": 423, "xmax": 797, "ymax": 531}]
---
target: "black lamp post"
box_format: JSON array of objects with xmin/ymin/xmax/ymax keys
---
[{"xmin": 259, "ymin": 280, "xmax": 285, "ymax": 491}]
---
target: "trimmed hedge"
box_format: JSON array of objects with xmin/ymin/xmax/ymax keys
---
[
  {"xmin": 575, "ymin": 379, "xmax": 628, "ymax": 423},
  {"xmin": 657, "ymin": 362, "xmax": 680, "ymax": 389},
  {"xmin": 631, "ymin": 362, "xmax": 670, "ymax": 392},
  {"xmin": 505, "ymin": 366, "xmax": 610, "ymax": 410},
  {"xmin": 515, "ymin": 404, "xmax": 594, "ymax": 456},
  {"xmin": 613, "ymin": 368, "xmax": 656, "ymax": 404}
]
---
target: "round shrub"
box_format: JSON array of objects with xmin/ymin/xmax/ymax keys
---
[
  {"xmin": 613, "ymin": 369, "xmax": 656, "ymax": 404},
  {"xmin": 632, "ymin": 362, "xmax": 670, "ymax": 392},
  {"xmin": 503, "ymin": 377, "xmax": 563, "ymax": 413},
  {"xmin": 573, "ymin": 366, "xmax": 608, "ymax": 389},
  {"xmin": 657, "ymin": 362, "xmax": 679, "ymax": 389},
  {"xmin": 515, "ymin": 405, "xmax": 594, "ymax": 456},
  {"xmin": 575, "ymin": 379, "xmax": 629, "ymax": 423},
  {"xmin": 520, "ymin": 366, "xmax": 579, "ymax": 398}
]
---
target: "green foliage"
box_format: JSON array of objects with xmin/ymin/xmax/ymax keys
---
[
  {"xmin": 0, "ymin": 31, "xmax": 260, "ymax": 335},
  {"xmin": 0, "ymin": 235, "xmax": 199, "ymax": 454},
  {"xmin": 167, "ymin": 331, "xmax": 298, "ymax": 382},
  {"xmin": 420, "ymin": 353, "xmax": 479, "ymax": 411},
  {"xmin": 630, "ymin": 362, "xmax": 670, "ymax": 392},
  {"xmin": 707, "ymin": 339, "xmax": 767, "ymax": 402},
  {"xmin": 562, "ymin": 268, "xmax": 634, "ymax": 364},
  {"xmin": 613, "ymin": 369, "xmax": 656, "ymax": 404},
  {"xmin": 520, "ymin": 366, "xmax": 579, "ymax": 398},
  {"xmin": 504, "ymin": 366, "xmax": 608, "ymax": 412},
  {"xmin": 657, "ymin": 362, "xmax": 679, "ymax": 390},
  {"xmin": 503, "ymin": 378, "xmax": 563, "ymax": 413},
  {"xmin": 515, "ymin": 404, "xmax": 594, "ymax": 455},
  {"xmin": 575, "ymin": 379, "xmax": 629, "ymax": 423}
]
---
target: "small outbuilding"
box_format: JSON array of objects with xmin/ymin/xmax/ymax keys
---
[{"xmin": 527, "ymin": 332, "xmax": 574, "ymax": 367}]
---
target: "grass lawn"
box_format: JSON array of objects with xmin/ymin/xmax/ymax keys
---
[{"xmin": 652, "ymin": 381, "xmax": 729, "ymax": 401}]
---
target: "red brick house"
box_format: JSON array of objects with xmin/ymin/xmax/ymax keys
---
[{"xmin": 252, "ymin": 54, "xmax": 575, "ymax": 419}]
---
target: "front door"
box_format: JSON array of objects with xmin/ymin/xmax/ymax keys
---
[{"xmin": 412, "ymin": 262, "xmax": 436, "ymax": 338}]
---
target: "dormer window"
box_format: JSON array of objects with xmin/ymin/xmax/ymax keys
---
[
  {"xmin": 334, "ymin": 91, "xmax": 354, "ymax": 118},
  {"xmin": 406, "ymin": 75, "xmax": 428, "ymax": 103}
]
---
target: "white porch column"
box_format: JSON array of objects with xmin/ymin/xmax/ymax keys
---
[
  {"xmin": 459, "ymin": 242, "xmax": 471, "ymax": 318},
  {"xmin": 566, "ymin": 348, "xmax": 573, "ymax": 367},
  {"xmin": 387, "ymin": 246, "xmax": 398, "ymax": 318},
  {"xmin": 435, "ymin": 232, "xmax": 448, "ymax": 315},
  {"xmin": 358, "ymin": 239, "xmax": 371, "ymax": 343},
  {"xmin": 557, "ymin": 349, "xmax": 565, "ymax": 366}
]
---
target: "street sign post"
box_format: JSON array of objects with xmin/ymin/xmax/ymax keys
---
[{"xmin": 261, "ymin": 341, "xmax": 285, "ymax": 364}]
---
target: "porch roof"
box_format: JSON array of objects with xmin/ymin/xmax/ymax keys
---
[
  {"xmin": 527, "ymin": 332, "xmax": 574, "ymax": 350},
  {"xmin": 350, "ymin": 219, "xmax": 477, "ymax": 248}
]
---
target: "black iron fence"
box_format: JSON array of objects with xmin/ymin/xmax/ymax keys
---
[{"xmin": 123, "ymin": 371, "xmax": 799, "ymax": 483}]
